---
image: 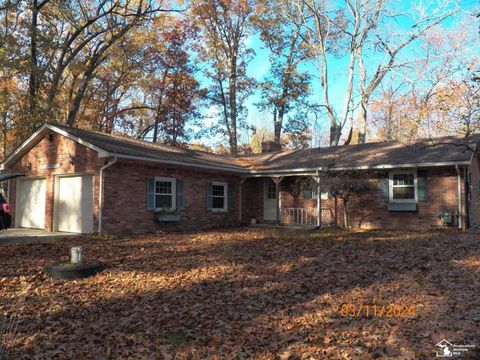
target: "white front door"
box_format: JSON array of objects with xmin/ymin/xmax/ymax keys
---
[
  {"xmin": 263, "ymin": 179, "xmax": 277, "ymax": 221},
  {"xmin": 15, "ymin": 178, "xmax": 46, "ymax": 229},
  {"xmin": 56, "ymin": 174, "xmax": 94, "ymax": 233}
]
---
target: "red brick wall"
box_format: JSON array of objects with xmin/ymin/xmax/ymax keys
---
[
  {"xmin": 4, "ymin": 128, "xmax": 472, "ymax": 233},
  {"xmin": 6, "ymin": 130, "xmax": 104, "ymax": 231},
  {"xmin": 240, "ymin": 178, "xmax": 264, "ymax": 223},
  {"xmin": 101, "ymin": 160, "xmax": 241, "ymax": 233},
  {"xmin": 269, "ymin": 167, "xmax": 467, "ymax": 230}
]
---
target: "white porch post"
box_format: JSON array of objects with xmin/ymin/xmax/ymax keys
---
[
  {"xmin": 316, "ymin": 171, "xmax": 321, "ymax": 228},
  {"xmin": 272, "ymin": 177, "xmax": 284, "ymax": 224}
]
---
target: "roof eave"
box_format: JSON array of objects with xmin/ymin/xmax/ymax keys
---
[
  {"xmin": 247, "ymin": 160, "xmax": 472, "ymax": 176},
  {"xmin": 0, "ymin": 123, "xmax": 110, "ymax": 170},
  {"xmin": 110, "ymin": 153, "xmax": 249, "ymax": 174}
]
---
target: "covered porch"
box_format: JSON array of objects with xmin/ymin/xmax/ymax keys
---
[{"xmin": 239, "ymin": 171, "xmax": 338, "ymax": 227}]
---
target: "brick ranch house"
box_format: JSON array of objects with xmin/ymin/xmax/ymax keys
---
[{"xmin": 1, "ymin": 123, "xmax": 480, "ymax": 233}]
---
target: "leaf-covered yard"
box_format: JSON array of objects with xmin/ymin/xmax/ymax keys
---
[{"xmin": 1, "ymin": 228, "xmax": 479, "ymax": 359}]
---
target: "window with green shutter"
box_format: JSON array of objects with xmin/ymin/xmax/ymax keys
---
[
  {"xmin": 417, "ymin": 170, "xmax": 428, "ymax": 201},
  {"xmin": 177, "ymin": 179, "xmax": 185, "ymax": 210}
]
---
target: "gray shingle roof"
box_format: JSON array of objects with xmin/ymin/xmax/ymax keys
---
[
  {"xmin": 241, "ymin": 135, "xmax": 480, "ymax": 171},
  {"xmin": 33, "ymin": 124, "xmax": 480, "ymax": 173},
  {"xmin": 53, "ymin": 124, "xmax": 247, "ymax": 172}
]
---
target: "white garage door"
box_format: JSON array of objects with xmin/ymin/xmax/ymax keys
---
[
  {"xmin": 16, "ymin": 178, "xmax": 46, "ymax": 229},
  {"xmin": 57, "ymin": 174, "xmax": 93, "ymax": 233}
]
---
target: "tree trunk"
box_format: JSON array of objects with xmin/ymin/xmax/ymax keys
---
[
  {"xmin": 66, "ymin": 67, "xmax": 96, "ymax": 126},
  {"xmin": 274, "ymin": 107, "xmax": 284, "ymax": 144},
  {"xmin": 357, "ymin": 98, "xmax": 367, "ymax": 144},
  {"xmin": 29, "ymin": 0, "xmax": 39, "ymax": 115},
  {"xmin": 343, "ymin": 200, "xmax": 349, "ymax": 229},
  {"xmin": 330, "ymin": 124, "xmax": 341, "ymax": 146},
  {"xmin": 229, "ymin": 56, "xmax": 238, "ymax": 156}
]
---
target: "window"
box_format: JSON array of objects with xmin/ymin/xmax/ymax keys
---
[
  {"xmin": 155, "ymin": 177, "xmax": 176, "ymax": 210},
  {"xmin": 309, "ymin": 189, "xmax": 329, "ymax": 200},
  {"xmin": 212, "ymin": 182, "xmax": 227, "ymax": 211},
  {"xmin": 266, "ymin": 182, "xmax": 276, "ymax": 199},
  {"xmin": 389, "ymin": 171, "xmax": 416, "ymax": 202}
]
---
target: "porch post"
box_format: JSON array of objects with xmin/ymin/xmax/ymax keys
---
[
  {"xmin": 272, "ymin": 177, "xmax": 284, "ymax": 224},
  {"xmin": 315, "ymin": 172, "xmax": 321, "ymax": 228}
]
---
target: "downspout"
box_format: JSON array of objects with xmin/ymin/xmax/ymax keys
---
[
  {"xmin": 455, "ymin": 165, "xmax": 462, "ymax": 230},
  {"xmin": 316, "ymin": 169, "xmax": 321, "ymax": 228},
  {"xmin": 464, "ymin": 166, "xmax": 469, "ymax": 229},
  {"xmin": 98, "ymin": 157, "xmax": 118, "ymax": 233}
]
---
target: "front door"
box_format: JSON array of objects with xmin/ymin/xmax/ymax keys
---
[{"xmin": 263, "ymin": 179, "xmax": 277, "ymax": 221}]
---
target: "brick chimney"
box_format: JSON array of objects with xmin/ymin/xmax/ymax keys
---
[{"xmin": 261, "ymin": 141, "xmax": 282, "ymax": 153}]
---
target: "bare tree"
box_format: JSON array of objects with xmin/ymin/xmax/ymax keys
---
[
  {"xmin": 290, "ymin": 0, "xmax": 459, "ymax": 146},
  {"xmin": 192, "ymin": 0, "xmax": 255, "ymax": 156}
]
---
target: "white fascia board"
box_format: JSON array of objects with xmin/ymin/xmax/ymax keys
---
[
  {"xmin": 1, "ymin": 123, "xmax": 110, "ymax": 169},
  {"xmin": 247, "ymin": 160, "xmax": 472, "ymax": 175},
  {"xmin": 109, "ymin": 153, "xmax": 249, "ymax": 174},
  {"xmin": 245, "ymin": 171, "xmax": 317, "ymax": 178},
  {"xmin": 328, "ymin": 161, "xmax": 472, "ymax": 171},
  {"xmin": 1, "ymin": 124, "xmax": 49, "ymax": 169},
  {"xmin": 248, "ymin": 168, "xmax": 318, "ymax": 175},
  {"xmin": 46, "ymin": 124, "xmax": 109, "ymax": 157}
]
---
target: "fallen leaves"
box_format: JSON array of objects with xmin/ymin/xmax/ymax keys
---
[{"xmin": 0, "ymin": 228, "xmax": 479, "ymax": 359}]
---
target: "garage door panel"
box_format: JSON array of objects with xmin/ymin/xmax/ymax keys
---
[
  {"xmin": 16, "ymin": 178, "xmax": 46, "ymax": 229},
  {"xmin": 57, "ymin": 175, "xmax": 93, "ymax": 233}
]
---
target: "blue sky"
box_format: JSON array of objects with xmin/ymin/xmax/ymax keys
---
[{"xmin": 198, "ymin": 0, "xmax": 480, "ymax": 148}]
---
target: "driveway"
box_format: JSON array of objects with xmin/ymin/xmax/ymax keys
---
[{"xmin": 0, "ymin": 228, "xmax": 78, "ymax": 244}]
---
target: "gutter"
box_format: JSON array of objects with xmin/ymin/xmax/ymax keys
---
[
  {"xmin": 247, "ymin": 161, "xmax": 472, "ymax": 176},
  {"xmin": 98, "ymin": 157, "xmax": 118, "ymax": 233},
  {"xmin": 455, "ymin": 165, "xmax": 462, "ymax": 230},
  {"xmin": 107, "ymin": 153, "xmax": 248, "ymax": 174}
]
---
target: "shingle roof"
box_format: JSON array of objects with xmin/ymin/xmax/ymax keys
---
[
  {"xmin": 4, "ymin": 123, "xmax": 478, "ymax": 173},
  {"xmin": 52, "ymin": 124, "xmax": 247, "ymax": 172},
  {"xmin": 241, "ymin": 135, "xmax": 480, "ymax": 171}
]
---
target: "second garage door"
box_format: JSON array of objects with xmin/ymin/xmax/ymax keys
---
[{"xmin": 56, "ymin": 174, "xmax": 94, "ymax": 233}]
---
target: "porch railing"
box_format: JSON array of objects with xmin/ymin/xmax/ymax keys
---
[{"xmin": 281, "ymin": 207, "xmax": 334, "ymax": 226}]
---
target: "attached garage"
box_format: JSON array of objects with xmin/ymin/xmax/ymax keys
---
[
  {"xmin": 15, "ymin": 177, "xmax": 46, "ymax": 229},
  {"xmin": 55, "ymin": 174, "xmax": 94, "ymax": 233}
]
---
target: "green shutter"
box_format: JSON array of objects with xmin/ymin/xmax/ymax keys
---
[
  {"xmin": 207, "ymin": 182, "xmax": 213, "ymax": 211},
  {"xmin": 177, "ymin": 179, "xmax": 184, "ymax": 210},
  {"xmin": 303, "ymin": 190, "xmax": 312, "ymax": 199},
  {"xmin": 417, "ymin": 170, "xmax": 428, "ymax": 201},
  {"xmin": 146, "ymin": 177, "xmax": 155, "ymax": 210},
  {"xmin": 228, "ymin": 184, "xmax": 234, "ymax": 211},
  {"xmin": 379, "ymin": 174, "xmax": 389, "ymax": 202}
]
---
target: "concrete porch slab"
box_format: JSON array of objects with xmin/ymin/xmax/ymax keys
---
[{"xmin": 0, "ymin": 228, "xmax": 79, "ymax": 244}]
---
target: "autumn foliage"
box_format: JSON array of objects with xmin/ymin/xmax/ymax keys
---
[{"xmin": 1, "ymin": 228, "xmax": 479, "ymax": 359}]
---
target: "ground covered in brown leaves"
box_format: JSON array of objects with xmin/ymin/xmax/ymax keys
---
[{"xmin": 1, "ymin": 228, "xmax": 479, "ymax": 359}]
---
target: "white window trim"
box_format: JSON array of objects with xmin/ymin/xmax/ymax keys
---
[
  {"xmin": 389, "ymin": 170, "xmax": 417, "ymax": 203},
  {"xmin": 310, "ymin": 189, "xmax": 329, "ymax": 200},
  {"xmin": 154, "ymin": 177, "xmax": 176, "ymax": 211},
  {"xmin": 211, "ymin": 181, "xmax": 228, "ymax": 212},
  {"xmin": 266, "ymin": 181, "xmax": 276, "ymax": 200}
]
